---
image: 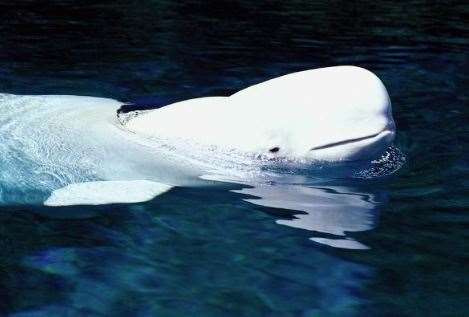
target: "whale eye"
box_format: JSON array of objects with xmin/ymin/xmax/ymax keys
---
[{"xmin": 269, "ymin": 147, "xmax": 280, "ymax": 153}]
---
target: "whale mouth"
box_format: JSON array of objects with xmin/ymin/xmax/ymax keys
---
[{"xmin": 310, "ymin": 129, "xmax": 394, "ymax": 152}]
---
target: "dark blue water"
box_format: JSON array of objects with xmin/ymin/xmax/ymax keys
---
[{"xmin": 0, "ymin": 1, "xmax": 467, "ymax": 316}]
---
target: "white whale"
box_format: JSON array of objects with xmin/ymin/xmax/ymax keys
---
[
  {"xmin": 126, "ymin": 65, "xmax": 395, "ymax": 162},
  {"xmin": 0, "ymin": 66, "xmax": 396, "ymax": 208}
]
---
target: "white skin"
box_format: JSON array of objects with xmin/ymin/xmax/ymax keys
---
[
  {"xmin": 126, "ymin": 66, "xmax": 395, "ymax": 162},
  {"xmin": 0, "ymin": 66, "xmax": 395, "ymax": 207},
  {"xmin": 0, "ymin": 66, "xmax": 395, "ymax": 248}
]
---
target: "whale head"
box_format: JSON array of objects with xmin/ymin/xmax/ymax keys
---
[{"xmin": 125, "ymin": 66, "xmax": 396, "ymax": 163}]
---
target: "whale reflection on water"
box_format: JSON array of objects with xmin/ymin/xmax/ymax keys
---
[
  {"xmin": 206, "ymin": 175, "xmax": 384, "ymax": 250},
  {"xmin": 11, "ymin": 184, "xmax": 373, "ymax": 316}
]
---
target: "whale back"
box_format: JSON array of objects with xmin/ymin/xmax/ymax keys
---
[{"xmin": 0, "ymin": 94, "xmax": 206, "ymax": 205}]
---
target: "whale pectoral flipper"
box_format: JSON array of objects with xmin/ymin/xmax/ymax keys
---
[{"xmin": 44, "ymin": 180, "xmax": 172, "ymax": 206}]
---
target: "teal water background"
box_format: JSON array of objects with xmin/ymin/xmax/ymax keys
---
[{"xmin": 0, "ymin": 1, "xmax": 467, "ymax": 316}]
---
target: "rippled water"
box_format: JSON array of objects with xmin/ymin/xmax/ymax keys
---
[{"xmin": 0, "ymin": 1, "xmax": 467, "ymax": 316}]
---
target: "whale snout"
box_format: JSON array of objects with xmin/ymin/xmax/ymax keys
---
[
  {"xmin": 309, "ymin": 128, "xmax": 394, "ymax": 152},
  {"xmin": 307, "ymin": 104, "xmax": 396, "ymax": 162},
  {"xmin": 301, "ymin": 66, "xmax": 396, "ymax": 161},
  {"xmin": 306, "ymin": 127, "xmax": 395, "ymax": 162}
]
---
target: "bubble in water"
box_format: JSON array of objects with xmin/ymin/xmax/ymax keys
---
[{"xmin": 354, "ymin": 146, "xmax": 406, "ymax": 179}]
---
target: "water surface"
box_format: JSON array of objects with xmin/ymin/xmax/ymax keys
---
[{"xmin": 0, "ymin": 1, "xmax": 467, "ymax": 316}]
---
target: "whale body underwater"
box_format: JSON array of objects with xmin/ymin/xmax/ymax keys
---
[{"xmin": 0, "ymin": 66, "xmax": 401, "ymax": 208}]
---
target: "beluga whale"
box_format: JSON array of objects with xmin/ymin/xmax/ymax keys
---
[
  {"xmin": 123, "ymin": 65, "xmax": 395, "ymax": 162},
  {"xmin": 0, "ymin": 66, "xmax": 403, "ymax": 208}
]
